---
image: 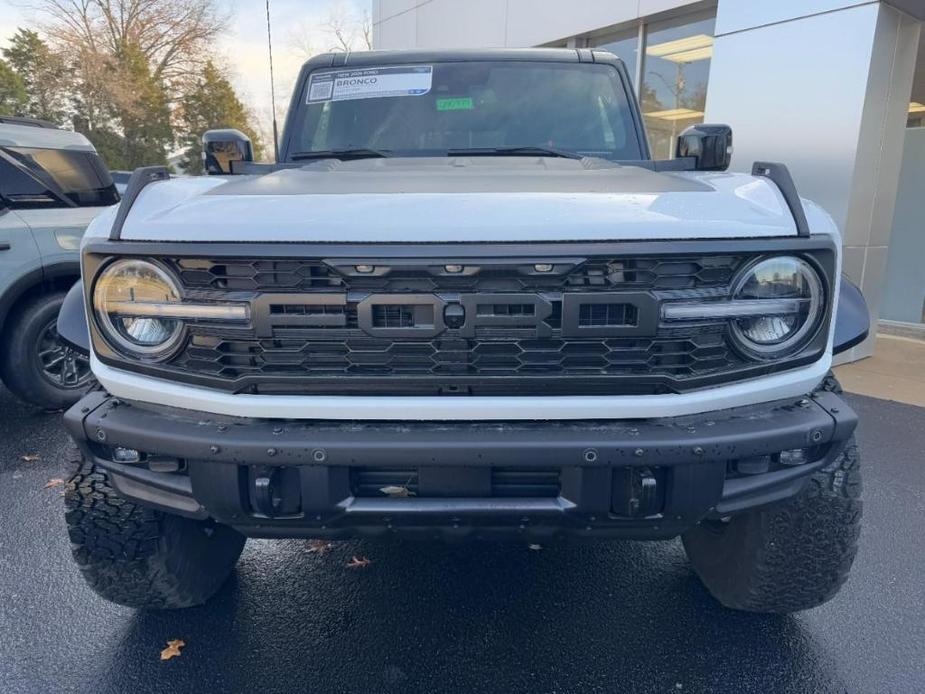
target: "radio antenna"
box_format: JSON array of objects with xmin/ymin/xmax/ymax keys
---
[{"xmin": 266, "ymin": 0, "xmax": 280, "ymax": 162}]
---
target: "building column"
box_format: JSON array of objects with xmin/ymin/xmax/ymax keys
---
[{"xmin": 705, "ymin": 1, "xmax": 921, "ymax": 359}]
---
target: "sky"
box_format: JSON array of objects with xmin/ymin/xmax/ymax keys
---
[{"xmin": 0, "ymin": 0, "xmax": 371, "ymax": 145}]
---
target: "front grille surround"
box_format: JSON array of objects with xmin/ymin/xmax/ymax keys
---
[{"xmin": 82, "ymin": 239, "xmax": 836, "ymax": 396}]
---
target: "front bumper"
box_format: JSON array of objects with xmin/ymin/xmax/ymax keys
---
[{"xmin": 64, "ymin": 389, "xmax": 856, "ymax": 540}]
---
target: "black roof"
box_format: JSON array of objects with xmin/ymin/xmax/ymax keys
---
[{"xmin": 300, "ymin": 47, "xmax": 622, "ymax": 71}]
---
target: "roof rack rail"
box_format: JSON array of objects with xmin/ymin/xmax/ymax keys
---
[{"xmin": 0, "ymin": 116, "xmax": 60, "ymax": 130}]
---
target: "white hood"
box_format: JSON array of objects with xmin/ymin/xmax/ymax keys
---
[{"xmin": 108, "ymin": 157, "xmax": 802, "ymax": 243}]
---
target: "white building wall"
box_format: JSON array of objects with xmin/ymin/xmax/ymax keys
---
[{"xmin": 373, "ymin": 0, "xmax": 704, "ymax": 49}]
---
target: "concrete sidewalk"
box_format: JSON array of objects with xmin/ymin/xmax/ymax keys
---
[{"xmin": 835, "ymin": 334, "xmax": 925, "ymax": 407}]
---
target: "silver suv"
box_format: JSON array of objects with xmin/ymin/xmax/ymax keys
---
[{"xmin": 0, "ymin": 117, "xmax": 118, "ymax": 408}]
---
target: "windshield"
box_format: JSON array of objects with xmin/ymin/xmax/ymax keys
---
[{"xmin": 287, "ymin": 61, "xmax": 643, "ymax": 160}]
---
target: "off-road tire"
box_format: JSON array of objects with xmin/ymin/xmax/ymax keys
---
[
  {"xmin": 682, "ymin": 434, "xmax": 862, "ymax": 613},
  {"xmin": 0, "ymin": 291, "xmax": 93, "ymax": 409},
  {"xmin": 65, "ymin": 451, "xmax": 246, "ymax": 609}
]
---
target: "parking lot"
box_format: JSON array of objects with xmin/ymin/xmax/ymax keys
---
[{"xmin": 1, "ymin": 386, "xmax": 923, "ymax": 694}]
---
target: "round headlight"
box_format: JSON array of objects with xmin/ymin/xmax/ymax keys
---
[
  {"xmin": 730, "ymin": 256, "xmax": 824, "ymax": 359},
  {"xmin": 93, "ymin": 259, "xmax": 184, "ymax": 359}
]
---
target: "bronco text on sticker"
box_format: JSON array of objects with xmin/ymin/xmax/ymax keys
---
[{"xmin": 307, "ymin": 66, "xmax": 433, "ymax": 103}]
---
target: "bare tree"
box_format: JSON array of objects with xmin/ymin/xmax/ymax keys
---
[
  {"xmin": 29, "ymin": 0, "xmax": 230, "ymax": 83},
  {"xmin": 289, "ymin": 1, "xmax": 372, "ymax": 59}
]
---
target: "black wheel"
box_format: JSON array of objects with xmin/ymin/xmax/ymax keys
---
[
  {"xmin": 682, "ymin": 437, "xmax": 862, "ymax": 613},
  {"xmin": 65, "ymin": 451, "xmax": 246, "ymax": 609},
  {"xmin": 0, "ymin": 291, "xmax": 94, "ymax": 409}
]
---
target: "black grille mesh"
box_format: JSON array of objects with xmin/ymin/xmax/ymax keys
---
[{"xmin": 158, "ymin": 254, "xmax": 749, "ymax": 395}]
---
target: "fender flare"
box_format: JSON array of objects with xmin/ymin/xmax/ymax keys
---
[
  {"xmin": 833, "ymin": 277, "xmax": 869, "ymax": 355},
  {"xmin": 57, "ymin": 279, "xmax": 90, "ymax": 354}
]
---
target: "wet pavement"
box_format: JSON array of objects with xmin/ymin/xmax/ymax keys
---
[{"xmin": 0, "ymin": 387, "xmax": 923, "ymax": 693}]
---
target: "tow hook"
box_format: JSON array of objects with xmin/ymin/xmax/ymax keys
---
[{"xmin": 254, "ymin": 467, "xmax": 283, "ymax": 517}]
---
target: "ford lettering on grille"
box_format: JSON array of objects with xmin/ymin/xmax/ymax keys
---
[{"xmin": 249, "ymin": 292, "xmax": 659, "ymax": 339}]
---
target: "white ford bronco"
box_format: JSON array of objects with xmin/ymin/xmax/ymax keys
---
[{"xmin": 58, "ymin": 49, "xmax": 867, "ymax": 612}]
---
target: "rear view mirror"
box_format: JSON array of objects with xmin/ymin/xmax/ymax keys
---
[
  {"xmin": 202, "ymin": 129, "xmax": 254, "ymax": 175},
  {"xmin": 676, "ymin": 124, "xmax": 733, "ymax": 172}
]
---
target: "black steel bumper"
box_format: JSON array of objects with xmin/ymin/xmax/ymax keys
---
[{"xmin": 64, "ymin": 389, "xmax": 857, "ymax": 540}]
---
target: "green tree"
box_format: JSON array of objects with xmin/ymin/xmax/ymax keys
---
[
  {"xmin": 177, "ymin": 61, "xmax": 263, "ymax": 174},
  {"xmin": 0, "ymin": 59, "xmax": 27, "ymax": 116},
  {"xmin": 115, "ymin": 44, "xmax": 174, "ymax": 168},
  {"xmin": 2, "ymin": 29, "xmax": 69, "ymax": 123}
]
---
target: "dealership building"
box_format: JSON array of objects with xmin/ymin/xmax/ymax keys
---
[{"xmin": 372, "ymin": 0, "xmax": 925, "ymax": 358}]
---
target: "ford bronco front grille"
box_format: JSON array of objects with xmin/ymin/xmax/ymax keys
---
[
  {"xmin": 151, "ymin": 252, "xmax": 749, "ymax": 395},
  {"xmin": 83, "ymin": 241, "xmax": 835, "ymax": 396}
]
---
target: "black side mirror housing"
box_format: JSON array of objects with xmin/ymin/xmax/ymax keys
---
[
  {"xmin": 676, "ymin": 124, "xmax": 733, "ymax": 171},
  {"xmin": 202, "ymin": 129, "xmax": 254, "ymax": 175}
]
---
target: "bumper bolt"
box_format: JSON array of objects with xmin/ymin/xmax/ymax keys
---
[
  {"xmin": 810, "ymin": 429, "xmax": 824, "ymax": 443},
  {"xmin": 95, "ymin": 429, "xmax": 106, "ymax": 442},
  {"xmin": 210, "ymin": 445, "xmax": 220, "ymax": 454},
  {"xmin": 634, "ymin": 448, "xmax": 645, "ymax": 457},
  {"xmin": 267, "ymin": 447, "xmax": 277, "ymax": 457},
  {"xmin": 312, "ymin": 449, "xmax": 326, "ymax": 462},
  {"xmin": 692, "ymin": 446, "xmax": 705, "ymax": 456},
  {"xmin": 272, "ymin": 425, "xmax": 283, "ymax": 434},
  {"xmin": 583, "ymin": 448, "xmax": 598, "ymax": 463},
  {"xmin": 217, "ymin": 424, "xmax": 227, "ymax": 432}
]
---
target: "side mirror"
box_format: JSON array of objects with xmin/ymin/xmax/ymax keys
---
[
  {"xmin": 202, "ymin": 129, "xmax": 253, "ymax": 175},
  {"xmin": 676, "ymin": 123, "xmax": 733, "ymax": 172}
]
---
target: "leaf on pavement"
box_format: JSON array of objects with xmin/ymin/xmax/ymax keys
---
[
  {"xmin": 21, "ymin": 454, "xmax": 41, "ymax": 462},
  {"xmin": 346, "ymin": 556, "xmax": 371, "ymax": 569},
  {"xmin": 160, "ymin": 639, "xmax": 185, "ymax": 661},
  {"xmin": 528, "ymin": 543, "xmax": 543, "ymax": 551},
  {"xmin": 44, "ymin": 478, "xmax": 65, "ymax": 489},
  {"xmin": 307, "ymin": 540, "xmax": 332, "ymax": 555}
]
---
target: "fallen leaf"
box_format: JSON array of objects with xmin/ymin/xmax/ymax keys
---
[
  {"xmin": 307, "ymin": 540, "xmax": 332, "ymax": 555},
  {"xmin": 44, "ymin": 478, "xmax": 65, "ymax": 489},
  {"xmin": 160, "ymin": 639, "xmax": 185, "ymax": 661},
  {"xmin": 528, "ymin": 544, "xmax": 543, "ymax": 551},
  {"xmin": 21, "ymin": 454, "xmax": 40, "ymax": 463},
  {"xmin": 346, "ymin": 556, "xmax": 371, "ymax": 569},
  {"xmin": 380, "ymin": 485, "xmax": 414, "ymax": 497}
]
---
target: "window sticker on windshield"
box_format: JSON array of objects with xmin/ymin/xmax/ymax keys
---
[
  {"xmin": 307, "ymin": 66, "xmax": 433, "ymax": 103},
  {"xmin": 436, "ymin": 97, "xmax": 474, "ymax": 112}
]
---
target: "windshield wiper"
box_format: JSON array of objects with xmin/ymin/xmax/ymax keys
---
[
  {"xmin": 445, "ymin": 146, "xmax": 583, "ymax": 160},
  {"xmin": 290, "ymin": 148, "xmax": 392, "ymax": 161}
]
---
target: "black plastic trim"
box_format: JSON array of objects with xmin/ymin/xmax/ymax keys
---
[
  {"xmin": 108, "ymin": 166, "xmax": 170, "ymax": 240},
  {"xmin": 63, "ymin": 389, "xmax": 857, "ymax": 538},
  {"xmin": 57, "ymin": 280, "xmax": 90, "ymax": 354},
  {"xmin": 752, "ymin": 162, "xmax": 810, "ymax": 238},
  {"xmin": 66, "ymin": 391, "xmax": 855, "ymax": 470},
  {"xmin": 833, "ymin": 276, "xmax": 869, "ymax": 355}
]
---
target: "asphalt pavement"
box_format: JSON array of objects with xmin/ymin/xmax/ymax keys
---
[{"xmin": 1, "ymin": 386, "xmax": 923, "ymax": 694}]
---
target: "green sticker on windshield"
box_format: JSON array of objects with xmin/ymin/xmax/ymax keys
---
[{"xmin": 436, "ymin": 97, "xmax": 474, "ymax": 112}]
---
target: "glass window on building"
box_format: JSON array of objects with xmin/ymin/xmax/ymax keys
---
[
  {"xmin": 642, "ymin": 13, "xmax": 715, "ymax": 159},
  {"xmin": 591, "ymin": 27, "xmax": 639, "ymax": 90},
  {"xmin": 910, "ymin": 102, "xmax": 924, "ymax": 128}
]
